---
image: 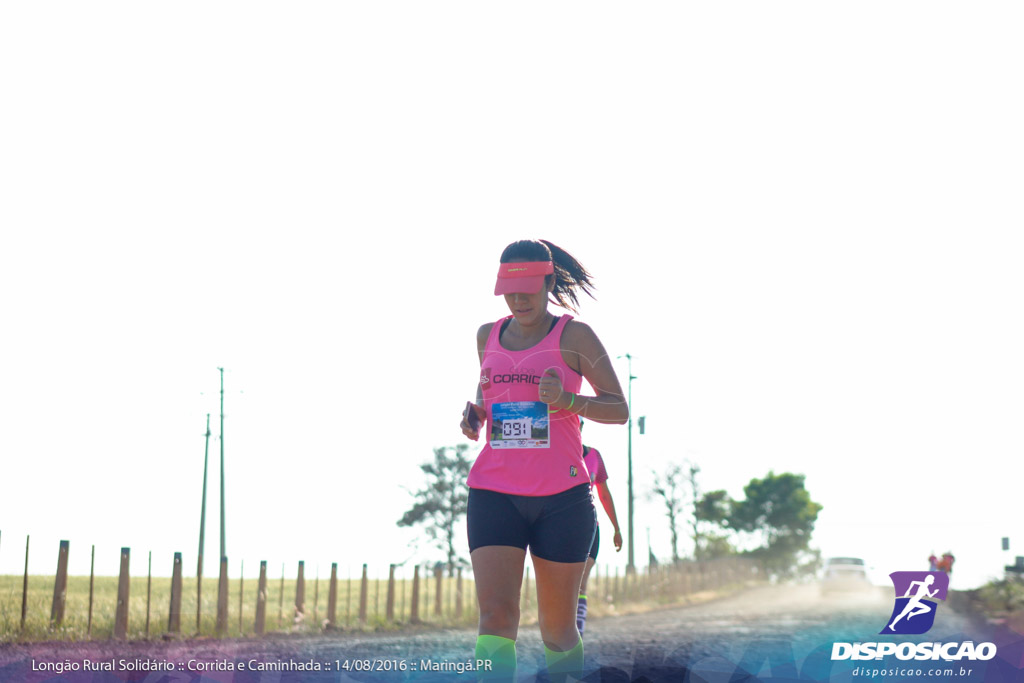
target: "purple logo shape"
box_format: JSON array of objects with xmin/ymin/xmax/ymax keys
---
[{"xmin": 881, "ymin": 571, "xmax": 949, "ymax": 635}]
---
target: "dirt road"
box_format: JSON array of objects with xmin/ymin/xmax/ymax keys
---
[{"xmin": 2, "ymin": 584, "xmax": 1022, "ymax": 682}]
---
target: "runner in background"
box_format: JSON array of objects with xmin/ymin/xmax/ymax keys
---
[
  {"xmin": 460, "ymin": 239, "xmax": 628, "ymax": 682},
  {"xmin": 577, "ymin": 421, "xmax": 622, "ymax": 636},
  {"xmin": 938, "ymin": 551, "xmax": 955, "ymax": 574}
]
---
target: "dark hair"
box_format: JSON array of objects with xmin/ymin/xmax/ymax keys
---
[{"xmin": 499, "ymin": 239, "xmax": 595, "ymax": 313}]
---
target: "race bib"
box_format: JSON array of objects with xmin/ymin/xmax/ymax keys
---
[{"xmin": 490, "ymin": 401, "xmax": 550, "ymax": 449}]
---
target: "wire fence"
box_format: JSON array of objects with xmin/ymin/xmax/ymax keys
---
[{"xmin": 0, "ymin": 534, "xmax": 759, "ymax": 643}]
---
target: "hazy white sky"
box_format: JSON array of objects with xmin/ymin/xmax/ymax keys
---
[{"xmin": 2, "ymin": 2, "xmax": 1022, "ymax": 591}]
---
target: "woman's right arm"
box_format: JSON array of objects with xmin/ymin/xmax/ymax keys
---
[{"xmin": 460, "ymin": 323, "xmax": 492, "ymax": 440}]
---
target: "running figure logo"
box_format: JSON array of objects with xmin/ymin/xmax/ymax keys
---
[{"xmin": 881, "ymin": 571, "xmax": 949, "ymax": 635}]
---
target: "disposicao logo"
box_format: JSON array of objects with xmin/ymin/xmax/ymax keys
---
[
  {"xmin": 881, "ymin": 571, "xmax": 948, "ymax": 635},
  {"xmin": 831, "ymin": 569, "xmax": 997, "ymax": 663}
]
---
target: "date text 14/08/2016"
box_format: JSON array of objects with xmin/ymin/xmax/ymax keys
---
[
  {"xmin": 31, "ymin": 658, "xmax": 493, "ymax": 675},
  {"xmin": 339, "ymin": 659, "xmax": 492, "ymax": 674}
]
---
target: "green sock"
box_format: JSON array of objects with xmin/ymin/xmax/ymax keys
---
[
  {"xmin": 544, "ymin": 636, "xmax": 584, "ymax": 682},
  {"xmin": 475, "ymin": 634, "xmax": 516, "ymax": 682}
]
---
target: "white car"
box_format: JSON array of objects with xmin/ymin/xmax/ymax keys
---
[{"xmin": 821, "ymin": 556, "xmax": 873, "ymax": 594}]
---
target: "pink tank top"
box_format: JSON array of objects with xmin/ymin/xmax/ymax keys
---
[
  {"xmin": 583, "ymin": 447, "xmax": 607, "ymax": 487},
  {"xmin": 467, "ymin": 314, "xmax": 587, "ymax": 496}
]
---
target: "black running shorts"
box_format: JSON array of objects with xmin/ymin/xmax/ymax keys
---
[
  {"xmin": 588, "ymin": 524, "xmax": 600, "ymax": 560},
  {"xmin": 467, "ymin": 483, "xmax": 596, "ymax": 563}
]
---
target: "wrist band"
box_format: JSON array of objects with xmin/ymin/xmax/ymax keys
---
[{"xmin": 567, "ymin": 393, "xmax": 576, "ymax": 411}]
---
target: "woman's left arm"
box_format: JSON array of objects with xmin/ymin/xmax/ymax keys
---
[
  {"xmin": 554, "ymin": 321, "xmax": 628, "ymax": 424},
  {"xmin": 595, "ymin": 481, "xmax": 623, "ymax": 552}
]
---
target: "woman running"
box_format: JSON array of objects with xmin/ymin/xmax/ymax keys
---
[
  {"xmin": 576, "ymin": 422, "xmax": 622, "ymax": 636},
  {"xmin": 460, "ymin": 239, "xmax": 628, "ymax": 682}
]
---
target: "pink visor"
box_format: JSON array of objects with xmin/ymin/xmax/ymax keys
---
[{"xmin": 494, "ymin": 260, "xmax": 554, "ymax": 295}]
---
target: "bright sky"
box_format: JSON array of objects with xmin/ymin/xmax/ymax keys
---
[{"xmin": 2, "ymin": 2, "xmax": 1022, "ymax": 592}]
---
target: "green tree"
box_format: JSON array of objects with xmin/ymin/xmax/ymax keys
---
[
  {"xmin": 694, "ymin": 489, "xmax": 735, "ymax": 560},
  {"xmin": 728, "ymin": 471, "xmax": 822, "ymax": 577},
  {"xmin": 397, "ymin": 445, "xmax": 472, "ymax": 577}
]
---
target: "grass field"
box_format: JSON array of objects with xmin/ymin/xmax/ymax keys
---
[{"xmin": 0, "ymin": 569, "xmax": 480, "ymax": 643}]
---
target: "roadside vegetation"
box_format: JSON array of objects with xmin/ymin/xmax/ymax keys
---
[{"xmin": 961, "ymin": 577, "xmax": 1024, "ymax": 633}]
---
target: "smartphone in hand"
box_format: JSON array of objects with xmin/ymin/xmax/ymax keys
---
[{"xmin": 466, "ymin": 401, "xmax": 483, "ymax": 431}]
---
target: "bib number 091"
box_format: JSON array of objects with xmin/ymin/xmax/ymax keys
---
[{"xmin": 502, "ymin": 419, "xmax": 529, "ymax": 438}]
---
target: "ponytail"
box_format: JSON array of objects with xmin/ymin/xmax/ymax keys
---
[{"xmin": 499, "ymin": 239, "xmax": 595, "ymax": 313}]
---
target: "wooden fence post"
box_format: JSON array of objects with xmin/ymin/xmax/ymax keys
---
[
  {"xmin": 327, "ymin": 563, "xmax": 338, "ymax": 630},
  {"xmin": 196, "ymin": 551, "xmax": 203, "ymax": 634},
  {"xmin": 87, "ymin": 545, "xmax": 95, "ymax": 637},
  {"xmin": 295, "ymin": 560, "xmax": 306, "ymax": 620},
  {"xmin": 358, "ymin": 564, "xmax": 368, "ymax": 625},
  {"xmin": 255, "ymin": 561, "xmax": 267, "ymax": 635},
  {"xmin": 114, "ymin": 547, "xmax": 131, "ymax": 639},
  {"xmin": 21, "ymin": 535, "xmax": 29, "ymax": 631},
  {"xmin": 145, "ymin": 551, "xmax": 152, "ymax": 638},
  {"xmin": 455, "ymin": 568, "xmax": 464, "ymax": 619},
  {"xmin": 386, "ymin": 564, "xmax": 396, "ymax": 621},
  {"xmin": 216, "ymin": 557, "xmax": 228, "ymax": 635},
  {"xmin": 169, "ymin": 552, "xmax": 183, "ymax": 634},
  {"xmin": 50, "ymin": 540, "xmax": 70, "ymax": 629},
  {"xmin": 423, "ymin": 567, "xmax": 430, "ymax": 619},
  {"xmin": 278, "ymin": 563, "xmax": 285, "ymax": 629},
  {"xmin": 522, "ymin": 566, "xmax": 531, "ymax": 612},
  {"xmin": 456, "ymin": 568, "xmax": 464, "ymax": 619},
  {"xmin": 410, "ymin": 565, "xmax": 420, "ymax": 623},
  {"xmin": 313, "ymin": 567, "xmax": 320, "ymax": 626},
  {"xmin": 434, "ymin": 565, "xmax": 443, "ymax": 616},
  {"xmin": 238, "ymin": 560, "xmax": 245, "ymax": 635}
]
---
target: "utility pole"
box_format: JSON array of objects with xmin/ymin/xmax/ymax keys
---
[
  {"xmin": 197, "ymin": 413, "xmax": 210, "ymax": 632},
  {"xmin": 218, "ymin": 367, "xmax": 226, "ymax": 561},
  {"xmin": 618, "ymin": 354, "xmax": 637, "ymax": 574}
]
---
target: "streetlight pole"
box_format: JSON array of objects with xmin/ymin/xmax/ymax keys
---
[{"xmin": 618, "ymin": 353, "xmax": 637, "ymax": 574}]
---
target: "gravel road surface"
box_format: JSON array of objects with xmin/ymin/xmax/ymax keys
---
[{"xmin": 3, "ymin": 584, "xmax": 1022, "ymax": 682}]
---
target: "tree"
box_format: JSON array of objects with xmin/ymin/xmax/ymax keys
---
[
  {"xmin": 683, "ymin": 463, "xmax": 738, "ymax": 560},
  {"xmin": 397, "ymin": 445, "xmax": 472, "ymax": 577},
  {"xmin": 683, "ymin": 462, "xmax": 701, "ymax": 558},
  {"xmin": 694, "ymin": 489, "xmax": 735, "ymax": 560},
  {"xmin": 728, "ymin": 471, "xmax": 822, "ymax": 578},
  {"xmin": 650, "ymin": 463, "xmax": 685, "ymax": 563}
]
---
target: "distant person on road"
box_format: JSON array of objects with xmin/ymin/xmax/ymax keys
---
[
  {"xmin": 576, "ymin": 422, "xmax": 623, "ymax": 636},
  {"xmin": 928, "ymin": 552, "xmax": 938, "ymax": 571},
  {"xmin": 460, "ymin": 239, "xmax": 628, "ymax": 682},
  {"xmin": 888, "ymin": 574, "xmax": 939, "ymax": 631}
]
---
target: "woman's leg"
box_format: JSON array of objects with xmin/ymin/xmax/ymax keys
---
[
  {"xmin": 472, "ymin": 545, "xmax": 527, "ymax": 639},
  {"xmin": 533, "ymin": 554, "xmax": 587, "ymax": 649},
  {"xmin": 471, "ymin": 545, "xmax": 526, "ymax": 681},
  {"xmin": 533, "ymin": 554, "xmax": 588, "ymax": 681},
  {"xmin": 579, "ymin": 557, "xmax": 595, "ymax": 594},
  {"xmin": 577, "ymin": 557, "xmax": 596, "ymax": 634}
]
